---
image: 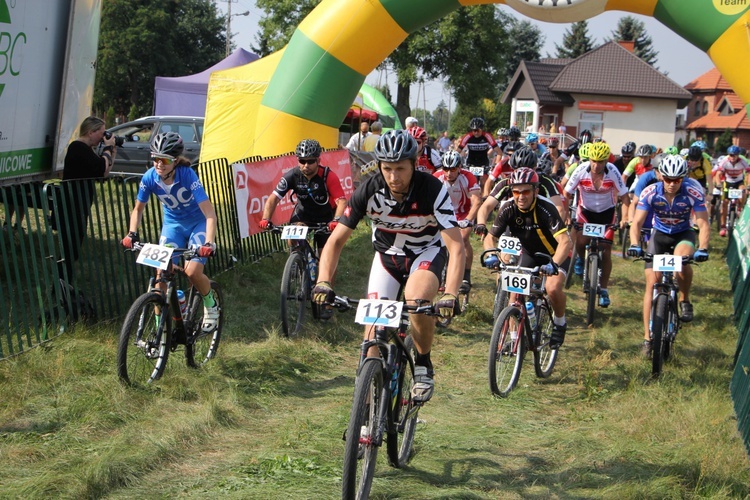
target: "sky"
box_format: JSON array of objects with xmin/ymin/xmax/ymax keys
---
[{"xmin": 217, "ymin": 2, "xmax": 715, "ymax": 113}]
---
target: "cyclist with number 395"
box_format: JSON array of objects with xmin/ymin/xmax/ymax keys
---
[
  {"xmin": 121, "ymin": 132, "xmax": 220, "ymax": 333},
  {"xmin": 627, "ymin": 155, "xmax": 709, "ymax": 357},
  {"xmin": 482, "ymin": 168, "xmax": 572, "ymax": 349}
]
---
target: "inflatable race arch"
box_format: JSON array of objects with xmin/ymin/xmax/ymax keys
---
[{"xmin": 201, "ymin": 0, "xmax": 750, "ymax": 162}]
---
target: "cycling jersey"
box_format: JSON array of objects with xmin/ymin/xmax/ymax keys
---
[
  {"xmin": 489, "ymin": 174, "xmax": 561, "ymax": 203},
  {"xmin": 564, "ymin": 162, "xmax": 628, "ymax": 212},
  {"xmin": 715, "ymin": 156, "xmax": 749, "ymax": 184},
  {"xmin": 687, "ymin": 157, "xmax": 711, "ymax": 189},
  {"xmin": 623, "ymin": 157, "xmax": 653, "ymax": 178},
  {"xmin": 416, "ymin": 145, "xmax": 442, "ymax": 174},
  {"xmin": 488, "ymin": 155, "xmax": 513, "ymax": 181},
  {"xmin": 272, "ymin": 165, "xmax": 346, "ymax": 223},
  {"xmin": 488, "ymin": 196, "xmax": 568, "ymax": 256},
  {"xmin": 138, "ymin": 166, "xmax": 209, "ymax": 225},
  {"xmin": 339, "ymin": 171, "xmax": 457, "ymax": 256},
  {"xmin": 636, "ymin": 178, "xmax": 706, "ymax": 234},
  {"xmin": 459, "ymin": 132, "xmax": 497, "ymax": 167},
  {"xmin": 433, "ymin": 169, "xmax": 479, "ymax": 220}
]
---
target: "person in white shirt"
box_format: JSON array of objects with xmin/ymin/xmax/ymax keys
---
[
  {"xmin": 405, "ymin": 116, "xmax": 418, "ymax": 130},
  {"xmin": 345, "ymin": 122, "xmax": 370, "ymax": 151}
]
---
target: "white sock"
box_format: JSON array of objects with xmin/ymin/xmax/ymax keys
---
[{"xmin": 554, "ymin": 315, "xmax": 566, "ymax": 326}]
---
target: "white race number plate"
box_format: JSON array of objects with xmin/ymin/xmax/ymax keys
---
[
  {"xmin": 498, "ymin": 235, "xmax": 522, "ymax": 256},
  {"xmin": 469, "ymin": 166, "xmax": 484, "ymax": 177},
  {"xmin": 728, "ymin": 189, "xmax": 743, "ymax": 200},
  {"xmin": 355, "ymin": 299, "xmax": 403, "ymax": 328},
  {"xmin": 582, "ymin": 223, "xmax": 606, "ymax": 238},
  {"xmin": 653, "ymin": 254, "xmax": 682, "ymax": 272},
  {"xmin": 281, "ymin": 225, "xmax": 309, "ymax": 240},
  {"xmin": 136, "ymin": 243, "xmax": 175, "ymax": 270},
  {"xmin": 501, "ymin": 271, "xmax": 530, "ymax": 294}
]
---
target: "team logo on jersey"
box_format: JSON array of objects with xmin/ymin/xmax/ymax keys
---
[
  {"xmin": 368, "ymin": 292, "xmax": 379, "ymax": 299},
  {"xmin": 411, "ymin": 203, "xmax": 418, "ymax": 210},
  {"xmin": 344, "ymin": 206, "xmax": 351, "ymax": 217},
  {"xmin": 277, "ymin": 177, "xmax": 288, "ymax": 191},
  {"xmin": 516, "ymin": 217, "xmax": 525, "ymax": 226},
  {"xmin": 418, "ymin": 260, "xmax": 431, "ymax": 270},
  {"xmin": 686, "ymin": 186, "xmax": 703, "ymax": 199}
]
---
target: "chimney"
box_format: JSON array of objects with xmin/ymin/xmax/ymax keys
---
[{"xmin": 619, "ymin": 40, "xmax": 635, "ymax": 53}]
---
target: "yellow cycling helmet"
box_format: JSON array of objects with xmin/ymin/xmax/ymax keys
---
[
  {"xmin": 578, "ymin": 142, "xmax": 592, "ymax": 160},
  {"xmin": 589, "ymin": 142, "xmax": 611, "ymax": 162}
]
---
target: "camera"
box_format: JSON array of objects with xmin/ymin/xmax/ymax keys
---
[{"xmin": 103, "ymin": 130, "xmax": 125, "ymax": 147}]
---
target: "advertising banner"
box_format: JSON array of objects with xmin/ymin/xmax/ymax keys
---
[{"xmin": 233, "ymin": 150, "xmax": 353, "ymax": 238}]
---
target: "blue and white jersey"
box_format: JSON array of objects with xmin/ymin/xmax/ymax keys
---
[
  {"xmin": 636, "ymin": 178, "xmax": 706, "ymax": 234},
  {"xmin": 137, "ymin": 166, "xmax": 209, "ymax": 224}
]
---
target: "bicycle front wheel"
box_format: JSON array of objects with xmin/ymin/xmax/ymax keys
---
[
  {"xmin": 533, "ymin": 299, "xmax": 559, "ymax": 378},
  {"xmin": 387, "ymin": 335, "xmax": 419, "ymax": 468},
  {"xmin": 185, "ymin": 281, "xmax": 223, "ymax": 368},
  {"xmin": 651, "ymin": 294, "xmax": 669, "ymax": 376},
  {"xmin": 728, "ymin": 208, "xmax": 736, "ymax": 240},
  {"xmin": 585, "ymin": 253, "xmax": 599, "ymax": 326},
  {"xmin": 488, "ymin": 306, "xmax": 525, "ymax": 397},
  {"xmin": 117, "ymin": 291, "xmax": 171, "ymax": 387},
  {"xmin": 565, "ymin": 246, "xmax": 577, "ymax": 289},
  {"xmin": 280, "ymin": 252, "xmax": 307, "ymax": 337},
  {"xmin": 492, "ymin": 280, "xmax": 509, "ymax": 321},
  {"xmin": 342, "ymin": 359, "xmax": 383, "ymax": 500},
  {"xmin": 621, "ymin": 228, "xmax": 631, "ymax": 259}
]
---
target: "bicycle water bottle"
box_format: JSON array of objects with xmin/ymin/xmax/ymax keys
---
[
  {"xmin": 526, "ymin": 301, "xmax": 537, "ymax": 330},
  {"xmin": 177, "ymin": 290, "xmax": 188, "ymax": 320},
  {"xmin": 307, "ymin": 255, "xmax": 318, "ymax": 282}
]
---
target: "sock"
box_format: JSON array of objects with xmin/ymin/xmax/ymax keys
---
[
  {"xmin": 202, "ymin": 289, "xmax": 216, "ymax": 308},
  {"xmin": 415, "ymin": 351, "xmax": 432, "ymax": 368},
  {"xmin": 554, "ymin": 315, "xmax": 566, "ymax": 326},
  {"xmin": 463, "ymin": 269, "xmax": 471, "ymax": 283},
  {"xmin": 600, "ymin": 288, "xmax": 608, "ymax": 294}
]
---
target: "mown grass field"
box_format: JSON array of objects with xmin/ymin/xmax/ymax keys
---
[{"xmin": 0, "ymin": 224, "xmax": 748, "ymax": 499}]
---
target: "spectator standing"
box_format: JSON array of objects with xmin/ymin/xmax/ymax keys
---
[
  {"xmin": 362, "ymin": 121, "xmax": 382, "ymax": 152},
  {"xmin": 549, "ymin": 122, "xmax": 557, "ymax": 135},
  {"xmin": 345, "ymin": 122, "xmax": 370, "ymax": 152},
  {"xmin": 405, "ymin": 116, "xmax": 418, "ymax": 130},
  {"xmin": 558, "ymin": 121, "xmax": 567, "ymax": 136},
  {"xmin": 437, "ymin": 131, "xmax": 452, "ymax": 152}
]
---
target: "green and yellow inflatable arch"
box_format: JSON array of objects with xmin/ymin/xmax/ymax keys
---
[{"xmin": 201, "ymin": 0, "xmax": 750, "ymax": 162}]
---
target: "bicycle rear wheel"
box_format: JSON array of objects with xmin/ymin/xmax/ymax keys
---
[
  {"xmin": 117, "ymin": 291, "xmax": 171, "ymax": 386},
  {"xmin": 651, "ymin": 294, "xmax": 669, "ymax": 376},
  {"xmin": 185, "ymin": 281, "xmax": 223, "ymax": 368},
  {"xmin": 533, "ymin": 299, "xmax": 558, "ymax": 378},
  {"xmin": 585, "ymin": 253, "xmax": 599, "ymax": 326},
  {"xmin": 280, "ymin": 252, "xmax": 307, "ymax": 337},
  {"xmin": 342, "ymin": 359, "xmax": 383, "ymax": 500},
  {"xmin": 488, "ymin": 306, "xmax": 525, "ymax": 397},
  {"xmin": 387, "ymin": 335, "xmax": 419, "ymax": 468}
]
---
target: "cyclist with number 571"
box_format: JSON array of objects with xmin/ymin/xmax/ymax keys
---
[
  {"xmin": 122, "ymin": 132, "xmax": 220, "ymax": 333},
  {"xmin": 627, "ymin": 155, "xmax": 710, "ymax": 357},
  {"xmin": 482, "ymin": 168, "xmax": 572, "ymax": 349}
]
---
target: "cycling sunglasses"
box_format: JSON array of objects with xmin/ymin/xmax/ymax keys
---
[
  {"xmin": 299, "ymin": 158, "xmax": 318, "ymax": 165},
  {"xmin": 151, "ymin": 154, "xmax": 175, "ymax": 165}
]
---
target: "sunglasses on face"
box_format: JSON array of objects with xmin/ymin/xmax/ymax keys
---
[
  {"xmin": 151, "ymin": 154, "xmax": 175, "ymax": 165},
  {"xmin": 299, "ymin": 158, "xmax": 317, "ymax": 165},
  {"xmin": 471, "ymin": 129, "xmax": 481, "ymax": 133},
  {"xmin": 442, "ymin": 166, "xmax": 459, "ymax": 172},
  {"xmin": 663, "ymin": 177, "xmax": 683, "ymax": 184},
  {"xmin": 511, "ymin": 188, "xmax": 533, "ymax": 196}
]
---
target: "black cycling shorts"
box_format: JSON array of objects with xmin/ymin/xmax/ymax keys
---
[{"xmin": 644, "ymin": 229, "xmax": 695, "ymax": 269}]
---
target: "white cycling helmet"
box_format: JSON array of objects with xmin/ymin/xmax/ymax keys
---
[
  {"xmin": 658, "ymin": 154, "xmax": 688, "ymax": 178},
  {"xmin": 442, "ymin": 150, "xmax": 462, "ymax": 170}
]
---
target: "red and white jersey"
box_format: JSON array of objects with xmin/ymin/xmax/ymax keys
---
[
  {"xmin": 564, "ymin": 161, "xmax": 628, "ymax": 212},
  {"xmin": 416, "ymin": 146, "xmax": 442, "ymax": 174},
  {"xmin": 488, "ymin": 155, "xmax": 513, "ymax": 181},
  {"xmin": 716, "ymin": 156, "xmax": 749, "ymax": 183},
  {"xmin": 433, "ymin": 168, "xmax": 480, "ymax": 220}
]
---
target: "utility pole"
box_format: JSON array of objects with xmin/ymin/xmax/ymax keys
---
[{"xmin": 222, "ymin": 0, "xmax": 249, "ymax": 57}]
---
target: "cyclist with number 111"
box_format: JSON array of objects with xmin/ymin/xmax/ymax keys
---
[
  {"xmin": 627, "ymin": 155, "xmax": 709, "ymax": 357},
  {"xmin": 482, "ymin": 168, "xmax": 572, "ymax": 349}
]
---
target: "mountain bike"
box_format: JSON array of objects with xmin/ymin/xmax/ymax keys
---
[
  {"xmin": 634, "ymin": 253, "xmax": 695, "ymax": 376},
  {"xmin": 620, "ymin": 223, "xmax": 651, "ymax": 260},
  {"xmin": 710, "ymin": 186, "xmax": 722, "ymax": 231},
  {"xmin": 482, "ymin": 250, "xmax": 558, "ymax": 398},
  {"xmin": 564, "ymin": 191, "xmax": 579, "ymax": 290},
  {"xmin": 576, "ymin": 222, "xmax": 618, "ymax": 327},
  {"xmin": 270, "ymin": 224, "xmax": 331, "ymax": 336},
  {"xmin": 723, "ymin": 187, "xmax": 743, "ymax": 241},
  {"xmin": 117, "ymin": 242, "xmax": 223, "ymax": 386},
  {"xmin": 487, "ymin": 234, "xmax": 523, "ymax": 321},
  {"xmin": 333, "ymin": 295, "xmax": 440, "ymax": 499}
]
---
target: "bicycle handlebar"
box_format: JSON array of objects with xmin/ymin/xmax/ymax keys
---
[
  {"xmin": 332, "ymin": 296, "xmax": 440, "ymax": 317},
  {"xmin": 633, "ymin": 253, "xmax": 694, "ymax": 265},
  {"xmin": 127, "ymin": 242, "xmax": 202, "ymax": 260},
  {"xmin": 479, "ymin": 249, "xmax": 553, "ymax": 275},
  {"xmin": 267, "ymin": 223, "xmax": 331, "ymax": 235}
]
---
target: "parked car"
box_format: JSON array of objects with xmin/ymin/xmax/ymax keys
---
[{"xmin": 106, "ymin": 116, "xmax": 204, "ymax": 175}]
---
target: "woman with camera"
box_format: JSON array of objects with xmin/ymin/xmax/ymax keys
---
[{"xmin": 54, "ymin": 116, "xmax": 116, "ymax": 283}]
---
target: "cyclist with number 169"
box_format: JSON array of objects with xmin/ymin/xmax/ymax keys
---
[
  {"xmin": 482, "ymin": 168, "xmax": 572, "ymax": 349},
  {"xmin": 627, "ymin": 155, "xmax": 710, "ymax": 357},
  {"xmin": 121, "ymin": 132, "xmax": 220, "ymax": 332}
]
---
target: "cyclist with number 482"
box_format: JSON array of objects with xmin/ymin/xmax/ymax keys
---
[
  {"xmin": 121, "ymin": 132, "xmax": 220, "ymax": 333},
  {"xmin": 627, "ymin": 155, "xmax": 710, "ymax": 357},
  {"xmin": 482, "ymin": 168, "xmax": 572, "ymax": 349}
]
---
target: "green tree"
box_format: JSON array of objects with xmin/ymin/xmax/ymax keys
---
[
  {"xmin": 252, "ymin": 0, "xmax": 319, "ymax": 56},
  {"xmin": 715, "ymin": 128, "xmax": 734, "ymax": 154},
  {"xmin": 505, "ymin": 19, "xmax": 544, "ymax": 84},
  {"xmin": 608, "ymin": 16, "xmax": 658, "ymax": 66},
  {"xmin": 95, "ymin": 0, "xmax": 226, "ymax": 117},
  {"xmin": 555, "ymin": 21, "xmax": 596, "ymax": 59}
]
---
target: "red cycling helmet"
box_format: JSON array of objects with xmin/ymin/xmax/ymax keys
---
[{"xmin": 408, "ymin": 126, "xmax": 427, "ymax": 141}]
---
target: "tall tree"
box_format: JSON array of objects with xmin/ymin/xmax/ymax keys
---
[
  {"xmin": 252, "ymin": 0, "xmax": 319, "ymax": 56},
  {"xmin": 95, "ymin": 0, "xmax": 225, "ymax": 117},
  {"xmin": 608, "ymin": 16, "xmax": 659, "ymax": 66},
  {"xmin": 505, "ymin": 19, "xmax": 544, "ymax": 84},
  {"xmin": 555, "ymin": 21, "xmax": 596, "ymax": 59}
]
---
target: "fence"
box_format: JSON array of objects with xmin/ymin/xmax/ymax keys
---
[
  {"xmin": 727, "ymin": 204, "xmax": 750, "ymax": 458},
  {"xmin": 0, "ymin": 158, "xmax": 283, "ymax": 359}
]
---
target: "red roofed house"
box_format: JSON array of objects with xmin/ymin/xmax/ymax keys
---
[{"xmin": 684, "ymin": 68, "xmax": 750, "ymax": 151}]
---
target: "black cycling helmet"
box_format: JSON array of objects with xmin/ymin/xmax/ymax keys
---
[
  {"xmin": 374, "ymin": 130, "xmax": 418, "ymax": 162},
  {"xmin": 687, "ymin": 145, "xmax": 703, "ymax": 161},
  {"xmin": 469, "ymin": 117, "xmax": 485, "ymax": 131},
  {"xmin": 510, "ymin": 167, "xmax": 539, "ymax": 186},
  {"xmin": 507, "ymin": 126, "xmax": 521, "ymax": 140},
  {"xmin": 295, "ymin": 139, "xmax": 322, "ymax": 159},
  {"xmin": 636, "ymin": 144, "xmax": 652, "ymax": 157},
  {"xmin": 537, "ymin": 156, "xmax": 554, "ymax": 176},
  {"xmin": 509, "ymin": 146, "xmax": 538, "ymax": 169},
  {"xmin": 151, "ymin": 132, "xmax": 184, "ymax": 157},
  {"xmin": 565, "ymin": 140, "xmax": 580, "ymax": 157},
  {"xmin": 621, "ymin": 141, "xmax": 637, "ymax": 156},
  {"xmin": 579, "ymin": 130, "xmax": 593, "ymax": 145},
  {"xmin": 504, "ymin": 141, "xmax": 523, "ymax": 154}
]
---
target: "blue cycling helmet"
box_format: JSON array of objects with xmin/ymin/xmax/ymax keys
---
[
  {"xmin": 525, "ymin": 132, "xmax": 538, "ymax": 144},
  {"xmin": 691, "ymin": 140, "xmax": 707, "ymax": 151},
  {"xmin": 727, "ymin": 145, "xmax": 741, "ymax": 155}
]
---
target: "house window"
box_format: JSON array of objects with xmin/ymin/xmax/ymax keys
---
[
  {"xmin": 694, "ymin": 102, "xmax": 700, "ymax": 116},
  {"xmin": 702, "ymin": 102, "xmax": 708, "ymax": 115},
  {"xmin": 579, "ymin": 112, "xmax": 604, "ymax": 139}
]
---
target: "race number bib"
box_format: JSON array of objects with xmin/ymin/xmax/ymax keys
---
[
  {"xmin": 727, "ymin": 189, "xmax": 743, "ymax": 200},
  {"xmin": 355, "ymin": 299, "xmax": 403, "ymax": 328},
  {"xmin": 136, "ymin": 243, "xmax": 175, "ymax": 270},
  {"xmin": 653, "ymin": 254, "xmax": 682, "ymax": 272},
  {"xmin": 469, "ymin": 166, "xmax": 484, "ymax": 178},
  {"xmin": 281, "ymin": 225, "xmax": 309, "ymax": 240},
  {"xmin": 498, "ymin": 235, "xmax": 522, "ymax": 256},
  {"xmin": 582, "ymin": 223, "xmax": 606, "ymax": 238},
  {"xmin": 501, "ymin": 271, "xmax": 530, "ymax": 294}
]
